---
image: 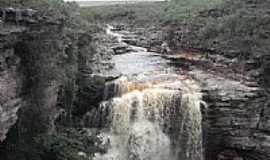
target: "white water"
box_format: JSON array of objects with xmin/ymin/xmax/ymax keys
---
[
  {"xmin": 106, "ymin": 25, "xmax": 148, "ymax": 53},
  {"xmin": 92, "ymin": 25, "xmax": 204, "ymax": 160}
]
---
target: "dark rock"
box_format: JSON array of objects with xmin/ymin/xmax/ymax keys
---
[
  {"xmin": 110, "ymin": 24, "xmax": 125, "ymax": 31},
  {"xmin": 0, "ymin": 7, "xmax": 63, "ymax": 142},
  {"xmin": 111, "ymin": 44, "xmax": 128, "ymax": 55},
  {"xmin": 0, "ymin": 26, "xmax": 23, "ymax": 142},
  {"xmin": 218, "ymin": 150, "xmax": 243, "ymax": 160},
  {"xmin": 122, "ymin": 35, "xmax": 138, "ymax": 45}
]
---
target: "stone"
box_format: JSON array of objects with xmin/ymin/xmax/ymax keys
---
[
  {"xmin": 191, "ymin": 69, "xmax": 269, "ymax": 160},
  {"xmin": 0, "ymin": 7, "xmax": 63, "ymax": 142},
  {"xmin": 111, "ymin": 44, "xmax": 129, "ymax": 55}
]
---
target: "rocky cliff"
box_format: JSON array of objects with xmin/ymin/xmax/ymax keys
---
[
  {"xmin": 121, "ymin": 18, "xmax": 270, "ymax": 159},
  {"xmin": 193, "ymin": 70, "xmax": 267, "ymax": 160},
  {"xmin": 163, "ymin": 4, "xmax": 270, "ymax": 159},
  {"xmin": 0, "ymin": 18, "xmax": 22, "ymax": 141},
  {"xmin": 119, "ymin": 2, "xmax": 270, "ymax": 158},
  {"xmin": 1, "ymin": 1, "xmax": 270, "ymax": 160},
  {"xmin": 0, "ymin": 8, "xmax": 63, "ymax": 142},
  {"xmin": 98, "ymin": 20, "xmax": 270, "ymax": 159},
  {"xmin": 162, "ymin": 32, "xmax": 270, "ymax": 160},
  {"xmin": 153, "ymin": 45, "xmax": 269, "ymax": 160}
]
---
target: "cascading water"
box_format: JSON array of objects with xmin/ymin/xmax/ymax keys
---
[{"xmin": 91, "ymin": 25, "xmax": 204, "ymax": 160}]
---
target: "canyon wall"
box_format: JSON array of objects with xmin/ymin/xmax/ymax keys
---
[{"xmin": 0, "ymin": 8, "xmax": 63, "ymax": 142}]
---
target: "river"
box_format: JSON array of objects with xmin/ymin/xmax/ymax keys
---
[{"xmin": 91, "ymin": 25, "xmax": 204, "ymax": 160}]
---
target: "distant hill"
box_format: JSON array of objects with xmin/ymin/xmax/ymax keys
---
[{"xmin": 77, "ymin": 0, "xmax": 167, "ymax": 7}]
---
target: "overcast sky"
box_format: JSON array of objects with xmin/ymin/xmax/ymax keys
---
[{"xmin": 64, "ymin": 0, "xmax": 164, "ymax": 1}]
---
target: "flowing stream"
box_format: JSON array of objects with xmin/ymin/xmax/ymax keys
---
[{"xmin": 92, "ymin": 25, "xmax": 204, "ymax": 160}]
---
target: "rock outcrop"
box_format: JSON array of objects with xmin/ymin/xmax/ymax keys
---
[
  {"xmin": 109, "ymin": 22, "xmax": 270, "ymax": 159},
  {"xmin": 129, "ymin": 21, "xmax": 270, "ymax": 159},
  {"xmin": 0, "ymin": 8, "xmax": 63, "ymax": 142},
  {"xmin": 164, "ymin": 49, "xmax": 270, "ymax": 160},
  {"xmin": 74, "ymin": 30, "xmax": 115, "ymax": 118},
  {"xmin": 191, "ymin": 70, "xmax": 268, "ymax": 160},
  {"xmin": 0, "ymin": 24, "xmax": 22, "ymax": 141}
]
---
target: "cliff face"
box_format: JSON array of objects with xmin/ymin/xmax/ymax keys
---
[
  {"xmin": 198, "ymin": 60, "xmax": 270, "ymax": 160},
  {"xmin": 161, "ymin": 27, "xmax": 270, "ymax": 160},
  {"xmin": 1, "ymin": 3, "xmax": 269, "ymax": 160},
  {"xmin": 0, "ymin": 22, "xmax": 22, "ymax": 141},
  {"xmin": 74, "ymin": 30, "xmax": 115, "ymax": 119},
  {"xmin": 156, "ymin": 47, "xmax": 269, "ymax": 160},
  {"xmin": 162, "ymin": 5, "xmax": 270, "ymax": 159},
  {"xmin": 0, "ymin": 8, "xmax": 63, "ymax": 142},
  {"xmin": 192, "ymin": 70, "xmax": 268, "ymax": 160}
]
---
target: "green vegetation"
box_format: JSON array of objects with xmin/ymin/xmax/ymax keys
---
[
  {"xmin": 1, "ymin": 128, "xmax": 103, "ymax": 160},
  {"xmin": 80, "ymin": 0, "xmax": 222, "ymax": 26},
  {"xmin": 198, "ymin": 0, "xmax": 270, "ymax": 56},
  {"xmin": 1, "ymin": 0, "xmax": 270, "ymax": 159},
  {"xmin": 0, "ymin": 1, "xmax": 104, "ymax": 160},
  {"xmin": 81, "ymin": 0, "xmax": 270, "ymax": 80},
  {"xmin": 34, "ymin": 128, "xmax": 104, "ymax": 160},
  {"xmin": 81, "ymin": 0, "xmax": 269, "ymax": 57}
]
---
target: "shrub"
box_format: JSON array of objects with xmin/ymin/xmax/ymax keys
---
[{"xmin": 34, "ymin": 128, "xmax": 103, "ymax": 160}]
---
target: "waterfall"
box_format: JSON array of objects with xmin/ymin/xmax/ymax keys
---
[
  {"xmin": 91, "ymin": 25, "xmax": 204, "ymax": 160},
  {"xmin": 106, "ymin": 24, "xmax": 148, "ymax": 53},
  {"xmin": 106, "ymin": 25, "xmax": 125, "ymax": 43},
  {"xmin": 92, "ymin": 75, "xmax": 203, "ymax": 160}
]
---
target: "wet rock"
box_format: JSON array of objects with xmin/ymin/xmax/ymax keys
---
[
  {"xmin": 111, "ymin": 44, "xmax": 129, "ymax": 55},
  {"xmin": 105, "ymin": 24, "xmax": 270, "ymax": 160},
  {"xmin": 75, "ymin": 31, "xmax": 115, "ymax": 118},
  {"xmin": 122, "ymin": 35, "xmax": 138, "ymax": 45},
  {"xmin": 218, "ymin": 150, "xmax": 243, "ymax": 160},
  {"xmin": 110, "ymin": 24, "xmax": 125, "ymax": 31},
  {"xmin": 92, "ymin": 76, "xmax": 203, "ymax": 160}
]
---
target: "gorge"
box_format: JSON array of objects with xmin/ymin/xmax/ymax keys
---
[
  {"xmin": 92, "ymin": 26, "xmax": 203, "ymax": 160},
  {"xmin": 0, "ymin": 1, "xmax": 270, "ymax": 160}
]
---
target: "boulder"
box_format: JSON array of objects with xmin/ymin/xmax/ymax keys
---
[{"xmin": 111, "ymin": 44, "xmax": 128, "ymax": 55}]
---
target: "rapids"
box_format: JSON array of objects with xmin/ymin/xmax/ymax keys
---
[{"xmin": 91, "ymin": 25, "xmax": 204, "ymax": 160}]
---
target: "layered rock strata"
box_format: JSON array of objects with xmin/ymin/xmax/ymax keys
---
[{"xmin": 0, "ymin": 8, "xmax": 63, "ymax": 141}]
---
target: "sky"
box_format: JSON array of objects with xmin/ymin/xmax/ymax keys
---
[{"xmin": 64, "ymin": 0, "xmax": 165, "ymax": 1}]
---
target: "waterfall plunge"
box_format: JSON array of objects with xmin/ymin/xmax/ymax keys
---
[{"xmin": 92, "ymin": 76, "xmax": 204, "ymax": 160}]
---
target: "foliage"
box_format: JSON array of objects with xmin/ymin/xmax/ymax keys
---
[
  {"xmin": 80, "ymin": 0, "xmax": 222, "ymax": 27},
  {"xmin": 85, "ymin": 0, "xmax": 269, "ymax": 62},
  {"xmin": 197, "ymin": 0, "xmax": 270, "ymax": 58},
  {"xmin": 34, "ymin": 128, "xmax": 103, "ymax": 160},
  {"xmin": 0, "ymin": 0, "xmax": 101, "ymax": 160},
  {"xmin": 0, "ymin": 128, "xmax": 103, "ymax": 160}
]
